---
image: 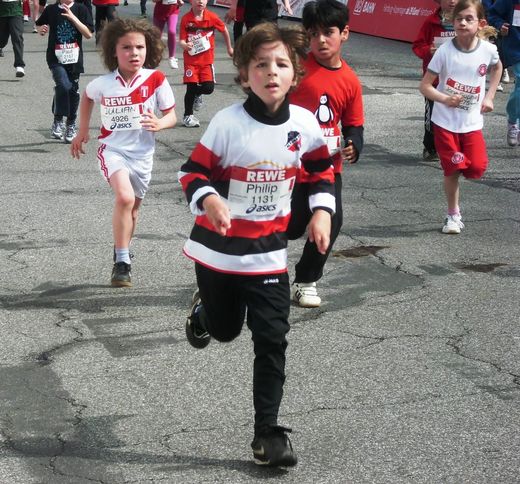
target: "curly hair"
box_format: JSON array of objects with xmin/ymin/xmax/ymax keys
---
[
  {"xmin": 100, "ymin": 18, "xmax": 164, "ymax": 72},
  {"xmin": 233, "ymin": 22, "xmax": 308, "ymax": 94}
]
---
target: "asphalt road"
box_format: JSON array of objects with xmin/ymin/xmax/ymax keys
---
[{"xmin": 1, "ymin": 3, "xmax": 519, "ymax": 483}]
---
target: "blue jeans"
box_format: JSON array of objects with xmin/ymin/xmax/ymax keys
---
[
  {"xmin": 50, "ymin": 64, "xmax": 80, "ymax": 121},
  {"xmin": 506, "ymin": 61, "xmax": 520, "ymax": 125}
]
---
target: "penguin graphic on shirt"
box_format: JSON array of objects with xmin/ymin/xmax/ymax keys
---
[{"xmin": 315, "ymin": 94, "xmax": 334, "ymax": 124}]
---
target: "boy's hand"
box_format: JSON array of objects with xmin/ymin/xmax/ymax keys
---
[
  {"xmin": 444, "ymin": 94, "xmax": 463, "ymax": 108},
  {"xmin": 308, "ymin": 209, "xmax": 331, "ymax": 255},
  {"xmin": 61, "ymin": 3, "xmax": 78, "ymax": 21},
  {"xmin": 70, "ymin": 131, "xmax": 89, "ymax": 159},
  {"xmin": 140, "ymin": 110, "xmax": 162, "ymax": 131},
  {"xmin": 227, "ymin": 46, "xmax": 234, "ymax": 57},
  {"xmin": 500, "ymin": 23, "xmax": 510, "ymax": 36},
  {"xmin": 182, "ymin": 41, "xmax": 193, "ymax": 52},
  {"xmin": 203, "ymin": 194, "xmax": 231, "ymax": 236},
  {"xmin": 430, "ymin": 44, "xmax": 437, "ymax": 54},
  {"xmin": 342, "ymin": 140, "xmax": 358, "ymax": 164},
  {"xmin": 38, "ymin": 25, "xmax": 49, "ymax": 35}
]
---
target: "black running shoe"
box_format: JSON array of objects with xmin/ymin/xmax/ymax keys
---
[
  {"xmin": 185, "ymin": 290, "xmax": 211, "ymax": 349},
  {"xmin": 251, "ymin": 425, "xmax": 298, "ymax": 467},
  {"xmin": 111, "ymin": 262, "xmax": 132, "ymax": 287}
]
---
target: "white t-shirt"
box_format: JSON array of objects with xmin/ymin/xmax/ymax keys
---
[
  {"xmin": 86, "ymin": 68, "xmax": 175, "ymax": 159},
  {"xmin": 428, "ymin": 38, "xmax": 499, "ymax": 133}
]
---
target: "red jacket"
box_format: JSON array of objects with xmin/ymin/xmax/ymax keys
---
[{"xmin": 412, "ymin": 7, "xmax": 455, "ymax": 73}]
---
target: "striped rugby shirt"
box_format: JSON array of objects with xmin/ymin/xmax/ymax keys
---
[{"xmin": 178, "ymin": 94, "xmax": 336, "ymax": 275}]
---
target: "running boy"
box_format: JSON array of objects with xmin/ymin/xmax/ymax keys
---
[
  {"xmin": 71, "ymin": 19, "xmax": 176, "ymax": 286},
  {"xmin": 288, "ymin": 0, "xmax": 364, "ymax": 308},
  {"xmin": 178, "ymin": 0, "xmax": 233, "ymax": 128},
  {"xmin": 419, "ymin": 0, "xmax": 502, "ymax": 234},
  {"xmin": 36, "ymin": 0, "xmax": 94, "ymax": 143},
  {"xmin": 413, "ymin": 0, "xmax": 456, "ymax": 161},
  {"xmin": 178, "ymin": 23, "xmax": 335, "ymax": 466}
]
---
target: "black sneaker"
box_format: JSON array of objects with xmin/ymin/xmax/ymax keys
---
[
  {"xmin": 111, "ymin": 262, "xmax": 132, "ymax": 287},
  {"xmin": 422, "ymin": 148, "xmax": 439, "ymax": 162},
  {"xmin": 185, "ymin": 290, "xmax": 211, "ymax": 349},
  {"xmin": 251, "ymin": 425, "xmax": 298, "ymax": 467}
]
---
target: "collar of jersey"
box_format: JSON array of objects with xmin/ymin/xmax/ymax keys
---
[
  {"xmin": 243, "ymin": 92, "xmax": 290, "ymax": 126},
  {"xmin": 115, "ymin": 69, "xmax": 143, "ymax": 88}
]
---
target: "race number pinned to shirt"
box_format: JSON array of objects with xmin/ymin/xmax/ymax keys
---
[
  {"xmin": 513, "ymin": 5, "xmax": 520, "ymax": 27},
  {"xmin": 188, "ymin": 33, "xmax": 211, "ymax": 56},
  {"xmin": 162, "ymin": 0, "xmax": 177, "ymax": 4},
  {"xmin": 101, "ymin": 95, "xmax": 144, "ymax": 131},
  {"xmin": 227, "ymin": 167, "xmax": 296, "ymax": 217},
  {"xmin": 445, "ymin": 78, "xmax": 480, "ymax": 111},
  {"xmin": 55, "ymin": 42, "xmax": 80, "ymax": 64}
]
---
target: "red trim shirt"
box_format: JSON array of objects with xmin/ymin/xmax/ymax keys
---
[{"xmin": 179, "ymin": 9, "xmax": 226, "ymax": 66}]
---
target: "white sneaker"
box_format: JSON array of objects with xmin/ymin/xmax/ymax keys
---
[
  {"xmin": 502, "ymin": 68, "xmax": 510, "ymax": 84},
  {"xmin": 182, "ymin": 114, "xmax": 200, "ymax": 128},
  {"xmin": 15, "ymin": 66, "xmax": 25, "ymax": 78},
  {"xmin": 23, "ymin": 15, "xmax": 29, "ymax": 22},
  {"xmin": 168, "ymin": 57, "xmax": 178, "ymax": 69},
  {"xmin": 507, "ymin": 122, "xmax": 519, "ymax": 147},
  {"xmin": 291, "ymin": 282, "xmax": 321, "ymax": 308},
  {"xmin": 193, "ymin": 95, "xmax": 203, "ymax": 111},
  {"xmin": 442, "ymin": 214, "xmax": 464, "ymax": 234},
  {"xmin": 496, "ymin": 83, "xmax": 504, "ymax": 92}
]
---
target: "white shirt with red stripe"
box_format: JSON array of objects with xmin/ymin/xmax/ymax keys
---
[
  {"xmin": 85, "ymin": 68, "xmax": 175, "ymax": 159},
  {"xmin": 428, "ymin": 39, "xmax": 499, "ymax": 133},
  {"xmin": 178, "ymin": 100, "xmax": 336, "ymax": 275}
]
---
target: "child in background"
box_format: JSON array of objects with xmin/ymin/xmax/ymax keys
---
[
  {"xmin": 413, "ymin": 0, "xmax": 456, "ymax": 161},
  {"xmin": 152, "ymin": 0, "xmax": 183, "ymax": 69},
  {"xmin": 36, "ymin": 0, "xmax": 94, "ymax": 143},
  {"xmin": 420, "ymin": 0, "xmax": 502, "ymax": 234},
  {"xmin": 70, "ymin": 19, "xmax": 177, "ymax": 286},
  {"xmin": 488, "ymin": 0, "xmax": 520, "ymax": 146},
  {"xmin": 179, "ymin": 0, "xmax": 233, "ymax": 128},
  {"xmin": 288, "ymin": 0, "xmax": 364, "ymax": 308},
  {"xmin": 178, "ymin": 23, "xmax": 335, "ymax": 466}
]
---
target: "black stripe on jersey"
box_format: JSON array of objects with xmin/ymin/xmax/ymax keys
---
[
  {"xmin": 302, "ymin": 157, "xmax": 333, "ymax": 173},
  {"xmin": 181, "ymin": 158, "xmax": 211, "ymax": 178},
  {"xmin": 190, "ymin": 224, "xmax": 287, "ymax": 256},
  {"xmin": 309, "ymin": 179, "xmax": 335, "ymax": 197},
  {"xmin": 186, "ymin": 177, "xmax": 210, "ymax": 204},
  {"xmin": 186, "ymin": 26, "xmax": 215, "ymax": 33}
]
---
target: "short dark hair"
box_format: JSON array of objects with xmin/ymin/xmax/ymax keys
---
[
  {"xmin": 233, "ymin": 22, "xmax": 308, "ymax": 93},
  {"xmin": 100, "ymin": 18, "xmax": 164, "ymax": 72},
  {"xmin": 452, "ymin": 0, "xmax": 485, "ymax": 20},
  {"xmin": 302, "ymin": 0, "xmax": 349, "ymax": 31}
]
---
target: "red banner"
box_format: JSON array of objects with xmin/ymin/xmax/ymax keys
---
[{"xmin": 212, "ymin": 0, "xmax": 437, "ymax": 42}]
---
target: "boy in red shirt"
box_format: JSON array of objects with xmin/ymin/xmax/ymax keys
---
[
  {"xmin": 412, "ymin": 0, "xmax": 456, "ymax": 161},
  {"xmin": 179, "ymin": 0, "xmax": 233, "ymax": 127},
  {"xmin": 288, "ymin": 0, "xmax": 364, "ymax": 308}
]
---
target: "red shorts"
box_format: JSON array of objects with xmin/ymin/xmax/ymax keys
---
[
  {"xmin": 183, "ymin": 64, "xmax": 215, "ymax": 84},
  {"xmin": 433, "ymin": 124, "xmax": 488, "ymax": 179}
]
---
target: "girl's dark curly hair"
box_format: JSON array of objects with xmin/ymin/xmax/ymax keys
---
[
  {"xmin": 233, "ymin": 22, "xmax": 308, "ymax": 94},
  {"xmin": 100, "ymin": 18, "xmax": 164, "ymax": 72}
]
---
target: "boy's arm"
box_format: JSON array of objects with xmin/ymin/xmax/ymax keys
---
[
  {"xmin": 412, "ymin": 22, "xmax": 435, "ymax": 60},
  {"xmin": 61, "ymin": 4, "xmax": 93, "ymax": 39},
  {"xmin": 281, "ymin": 0, "xmax": 293, "ymax": 16},
  {"xmin": 221, "ymin": 26, "xmax": 234, "ymax": 57},
  {"xmin": 487, "ymin": 0, "xmax": 510, "ymax": 31},
  {"xmin": 308, "ymin": 209, "xmax": 331, "ymax": 255},
  {"xmin": 420, "ymin": 70, "xmax": 462, "ymax": 107},
  {"xmin": 341, "ymin": 125, "xmax": 364, "ymax": 164},
  {"xmin": 482, "ymin": 60, "xmax": 503, "ymax": 112},
  {"xmin": 71, "ymin": 93, "xmax": 94, "ymax": 159}
]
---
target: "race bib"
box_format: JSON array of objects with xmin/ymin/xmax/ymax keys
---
[
  {"xmin": 55, "ymin": 42, "xmax": 80, "ymax": 64},
  {"xmin": 512, "ymin": 6, "xmax": 520, "ymax": 27},
  {"xmin": 445, "ymin": 78, "xmax": 480, "ymax": 111},
  {"xmin": 324, "ymin": 135, "xmax": 341, "ymax": 155},
  {"xmin": 189, "ymin": 35, "xmax": 211, "ymax": 56},
  {"xmin": 101, "ymin": 95, "xmax": 144, "ymax": 131},
  {"xmin": 162, "ymin": 0, "xmax": 177, "ymax": 4},
  {"xmin": 227, "ymin": 167, "xmax": 296, "ymax": 217}
]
